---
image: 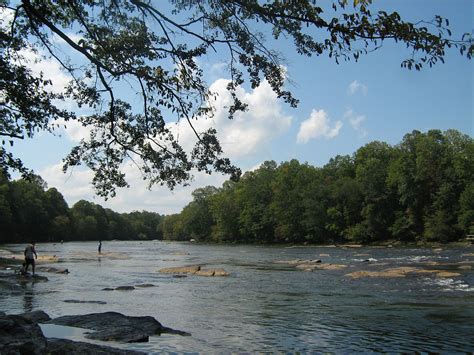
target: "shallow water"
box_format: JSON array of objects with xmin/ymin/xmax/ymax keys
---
[{"xmin": 1, "ymin": 241, "xmax": 473, "ymax": 353}]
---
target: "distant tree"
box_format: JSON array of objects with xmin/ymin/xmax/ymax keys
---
[
  {"xmin": 236, "ymin": 161, "xmax": 277, "ymax": 242},
  {"xmin": 9, "ymin": 177, "xmax": 50, "ymax": 242},
  {"xmin": 1, "ymin": 0, "xmax": 471, "ymax": 197},
  {"xmin": 354, "ymin": 141, "xmax": 397, "ymax": 242},
  {"xmin": 0, "ymin": 171, "xmax": 13, "ymax": 242},
  {"xmin": 458, "ymin": 183, "xmax": 474, "ymax": 235},
  {"xmin": 209, "ymin": 181, "xmax": 241, "ymax": 242}
]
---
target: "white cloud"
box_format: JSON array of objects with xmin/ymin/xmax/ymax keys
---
[
  {"xmin": 344, "ymin": 109, "xmax": 367, "ymax": 137},
  {"xmin": 348, "ymin": 80, "xmax": 368, "ymax": 96},
  {"xmin": 40, "ymin": 77, "xmax": 293, "ymax": 214},
  {"xmin": 17, "ymin": 49, "xmax": 71, "ymax": 95},
  {"xmin": 53, "ymin": 117, "xmax": 92, "ymax": 143},
  {"xmin": 169, "ymin": 78, "xmax": 292, "ymax": 160},
  {"xmin": 0, "ymin": 7, "xmax": 14, "ymax": 30},
  {"xmin": 296, "ymin": 109, "xmax": 342, "ymax": 143}
]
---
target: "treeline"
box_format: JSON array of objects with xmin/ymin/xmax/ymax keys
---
[
  {"xmin": 161, "ymin": 130, "xmax": 474, "ymax": 244},
  {"xmin": 0, "ymin": 174, "xmax": 163, "ymax": 243},
  {"xmin": 1, "ymin": 129, "xmax": 472, "ymax": 245}
]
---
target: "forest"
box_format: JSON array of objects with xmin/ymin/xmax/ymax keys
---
[
  {"xmin": 1, "ymin": 129, "xmax": 473, "ymax": 245},
  {"xmin": 161, "ymin": 129, "xmax": 473, "ymax": 244},
  {"xmin": 0, "ymin": 174, "xmax": 163, "ymax": 243}
]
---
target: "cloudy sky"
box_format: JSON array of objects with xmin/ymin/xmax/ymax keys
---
[{"xmin": 7, "ymin": 0, "xmax": 473, "ymax": 215}]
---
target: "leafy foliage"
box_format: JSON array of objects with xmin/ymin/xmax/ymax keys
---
[
  {"xmin": 1, "ymin": 0, "xmax": 472, "ymax": 196},
  {"xmin": 162, "ymin": 129, "xmax": 474, "ymax": 244},
  {"xmin": 0, "ymin": 170, "xmax": 163, "ymax": 243}
]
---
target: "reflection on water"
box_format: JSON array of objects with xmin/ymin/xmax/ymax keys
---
[
  {"xmin": 22, "ymin": 285, "xmax": 34, "ymax": 312},
  {"xmin": 1, "ymin": 241, "xmax": 473, "ymax": 353}
]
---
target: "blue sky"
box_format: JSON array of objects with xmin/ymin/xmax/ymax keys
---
[{"xmin": 7, "ymin": 0, "xmax": 473, "ymax": 214}]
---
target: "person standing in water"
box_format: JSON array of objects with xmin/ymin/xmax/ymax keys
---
[
  {"xmin": 24, "ymin": 242, "xmax": 38, "ymax": 275},
  {"xmin": 98, "ymin": 240, "xmax": 102, "ymax": 254}
]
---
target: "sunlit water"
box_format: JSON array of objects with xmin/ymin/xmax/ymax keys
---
[{"xmin": 1, "ymin": 241, "xmax": 473, "ymax": 353}]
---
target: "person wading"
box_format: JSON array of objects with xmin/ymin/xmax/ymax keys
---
[{"xmin": 24, "ymin": 242, "xmax": 38, "ymax": 275}]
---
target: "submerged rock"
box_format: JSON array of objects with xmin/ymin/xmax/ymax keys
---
[
  {"xmin": 159, "ymin": 265, "xmax": 229, "ymax": 277},
  {"xmin": 296, "ymin": 264, "xmax": 347, "ymax": 272},
  {"xmin": 63, "ymin": 300, "xmax": 107, "ymax": 305},
  {"xmin": 115, "ymin": 286, "xmax": 135, "ymax": 291},
  {"xmin": 275, "ymin": 259, "xmax": 344, "ymax": 272},
  {"xmin": 134, "ymin": 283, "xmax": 155, "ymax": 288},
  {"xmin": 345, "ymin": 267, "xmax": 462, "ymax": 279},
  {"xmin": 36, "ymin": 266, "xmax": 69, "ymax": 274}
]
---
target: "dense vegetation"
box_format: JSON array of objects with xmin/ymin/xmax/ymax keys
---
[
  {"xmin": 0, "ymin": 174, "xmax": 163, "ymax": 243},
  {"xmin": 162, "ymin": 129, "xmax": 474, "ymax": 244},
  {"xmin": 1, "ymin": 129, "xmax": 472, "ymax": 245}
]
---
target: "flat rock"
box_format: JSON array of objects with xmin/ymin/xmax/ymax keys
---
[
  {"xmin": 212, "ymin": 268, "xmax": 229, "ymax": 277},
  {"xmin": 134, "ymin": 283, "xmax": 155, "ymax": 288},
  {"xmin": 297, "ymin": 264, "xmax": 347, "ymax": 271},
  {"xmin": 159, "ymin": 265, "xmax": 201, "ymax": 274},
  {"xmin": 47, "ymin": 311, "xmax": 190, "ymax": 343},
  {"xmin": 195, "ymin": 269, "xmax": 215, "ymax": 277},
  {"xmin": 346, "ymin": 267, "xmax": 462, "ymax": 279}
]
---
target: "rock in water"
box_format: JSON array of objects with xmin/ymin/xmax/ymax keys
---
[
  {"xmin": 17, "ymin": 310, "xmax": 51, "ymax": 323},
  {"xmin": 159, "ymin": 265, "xmax": 201, "ymax": 274},
  {"xmin": 0, "ymin": 311, "xmax": 146, "ymax": 354},
  {"xmin": 0, "ymin": 313, "xmax": 47, "ymax": 354},
  {"xmin": 47, "ymin": 312, "xmax": 190, "ymax": 342}
]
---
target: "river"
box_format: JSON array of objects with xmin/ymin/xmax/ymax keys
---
[{"xmin": 1, "ymin": 241, "xmax": 473, "ymax": 352}]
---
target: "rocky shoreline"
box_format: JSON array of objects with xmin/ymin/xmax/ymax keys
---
[{"xmin": 0, "ymin": 310, "xmax": 189, "ymax": 354}]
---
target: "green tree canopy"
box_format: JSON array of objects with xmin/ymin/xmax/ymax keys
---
[{"xmin": 1, "ymin": 0, "xmax": 472, "ymax": 197}]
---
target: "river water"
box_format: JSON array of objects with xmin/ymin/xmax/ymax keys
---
[{"xmin": 1, "ymin": 241, "xmax": 473, "ymax": 353}]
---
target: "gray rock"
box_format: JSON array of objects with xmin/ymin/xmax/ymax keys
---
[
  {"xmin": 115, "ymin": 286, "xmax": 135, "ymax": 291},
  {"xmin": 36, "ymin": 266, "xmax": 69, "ymax": 274},
  {"xmin": 0, "ymin": 311, "xmax": 145, "ymax": 354},
  {"xmin": 86, "ymin": 326, "xmax": 150, "ymax": 342},
  {"xmin": 63, "ymin": 300, "xmax": 107, "ymax": 305},
  {"xmin": 0, "ymin": 313, "xmax": 47, "ymax": 354},
  {"xmin": 17, "ymin": 310, "xmax": 51, "ymax": 323},
  {"xmin": 48, "ymin": 311, "xmax": 190, "ymax": 343}
]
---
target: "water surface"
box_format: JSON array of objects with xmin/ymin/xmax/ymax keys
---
[{"xmin": 1, "ymin": 241, "xmax": 473, "ymax": 352}]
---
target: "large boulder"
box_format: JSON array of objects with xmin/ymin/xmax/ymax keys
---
[
  {"xmin": 17, "ymin": 310, "xmax": 51, "ymax": 323},
  {"xmin": 0, "ymin": 313, "xmax": 47, "ymax": 354},
  {"xmin": 47, "ymin": 312, "xmax": 190, "ymax": 342},
  {"xmin": 0, "ymin": 311, "xmax": 146, "ymax": 354}
]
